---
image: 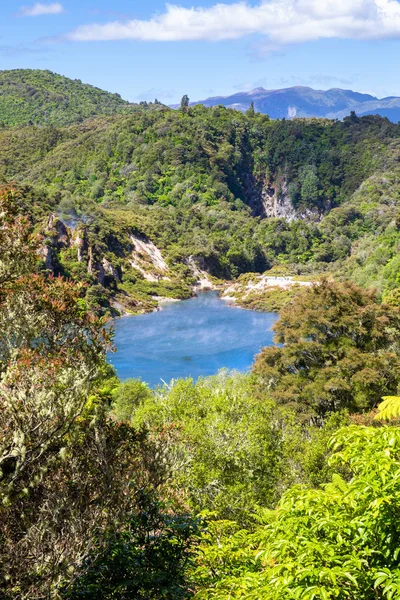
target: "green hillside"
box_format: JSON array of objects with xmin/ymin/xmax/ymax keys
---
[
  {"xmin": 3, "ymin": 72, "xmax": 400, "ymax": 600},
  {"xmin": 0, "ymin": 69, "xmax": 136, "ymax": 126},
  {"xmin": 1, "ymin": 102, "xmax": 400, "ymax": 311},
  {"xmin": 0, "ymin": 70, "xmax": 399, "ymax": 304}
]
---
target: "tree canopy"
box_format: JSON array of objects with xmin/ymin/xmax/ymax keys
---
[
  {"xmin": 0, "ymin": 188, "xmax": 197, "ymax": 599},
  {"xmin": 253, "ymin": 279, "xmax": 400, "ymax": 419},
  {"xmin": 192, "ymin": 425, "xmax": 400, "ymax": 600}
]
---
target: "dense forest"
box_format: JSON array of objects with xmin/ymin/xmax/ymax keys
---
[
  {"xmin": 2, "ymin": 70, "xmax": 400, "ymax": 599},
  {"xmin": 0, "ymin": 69, "xmax": 136, "ymax": 127},
  {"xmin": 2, "ymin": 75, "xmax": 400, "ymax": 312}
]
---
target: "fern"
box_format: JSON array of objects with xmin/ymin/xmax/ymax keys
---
[{"xmin": 374, "ymin": 396, "xmax": 400, "ymax": 421}]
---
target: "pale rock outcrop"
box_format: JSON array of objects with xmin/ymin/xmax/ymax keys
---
[
  {"xmin": 45, "ymin": 214, "xmax": 70, "ymax": 247},
  {"xmin": 102, "ymin": 257, "xmax": 121, "ymax": 282},
  {"xmin": 129, "ymin": 234, "xmax": 170, "ymax": 281},
  {"xmin": 71, "ymin": 226, "xmax": 89, "ymax": 262},
  {"xmin": 243, "ymin": 175, "xmax": 322, "ymax": 222},
  {"xmin": 38, "ymin": 245, "xmax": 54, "ymax": 271},
  {"xmin": 243, "ymin": 174, "xmax": 296, "ymax": 221},
  {"xmin": 260, "ymin": 180, "xmax": 297, "ymax": 221},
  {"xmin": 186, "ymin": 256, "xmax": 214, "ymax": 290},
  {"xmin": 38, "ymin": 214, "xmax": 70, "ymax": 271}
]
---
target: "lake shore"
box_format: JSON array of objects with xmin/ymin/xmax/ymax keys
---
[
  {"xmin": 220, "ymin": 274, "xmax": 315, "ymax": 312},
  {"xmin": 111, "ymin": 273, "xmax": 316, "ymax": 317}
]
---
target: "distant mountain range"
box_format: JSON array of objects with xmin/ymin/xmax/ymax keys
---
[
  {"xmin": 2, "ymin": 70, "xmax": 400, "ymax": 126},
  {"xmin": 176, "ymin": 86, "xmax": 400, "ymax": 122}
]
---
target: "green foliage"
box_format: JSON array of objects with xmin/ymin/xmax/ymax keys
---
[
  {"xmin": 375, "ymin": 396, "xmax": 400, "ymax": 421},
  {"xmin": 133, "ymin": 372, "xmax": 285, "ymax": 521},
  {"xmin": 0, "ymin": 188, "xmax": 197, "ymax": 599},
  {"xmin": 0, "ymin": 186, "xmax": 39, "ymax": 284},
  {"xmin": 180, "ymin": 95, "xmax": 190, "ymax": 112},
  {"xmin": 111, "ymin": 379, "xmax": 152, "ymax": 422},
  {"xmin": 2, "ymin": 100, "xmax": 400, "ymax": 293},
  {"xmin": 192, "ymin": 426, "xmax": 400, "ymax": 600},
  {"xmin": 4, "ymin": 78, "xmax": 400, "ymax": 600},
  {"xmin": 0, "ymin": 69, "xmax": 136, "ymax": 126},
  {"xmin": 132, "ymin": 372, "xmax": 347, "ymax": 523},
  {"xmin": 63, "ymin": 493, "xmax": 199, "ymax": 600},
  {"xmin": 253, "ymin": 279, "xmax": 400, "ymax": 419},
  {"xmin": 225, "ymin": 275, "xmax": 305, "ymax": 312}
]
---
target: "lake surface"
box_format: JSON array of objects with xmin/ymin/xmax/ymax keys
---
[{"xmin": 109, "ymin": 291, "xmax": 277, "ymax": 386}]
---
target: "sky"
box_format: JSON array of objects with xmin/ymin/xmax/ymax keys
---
[{"xmin": 1, "ymin": 0, "xmax": 400, "ymax": 103}]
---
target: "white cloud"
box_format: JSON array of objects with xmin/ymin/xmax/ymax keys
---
[
  {"xmin": 19, "ymin": 3, "xmax": 64, "ymax": 17},
  {"xmin": 66, "ymin": 0, "xmax": 400, "ymax": 45}
]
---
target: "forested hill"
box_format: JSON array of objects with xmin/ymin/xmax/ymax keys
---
[
  {"xmin": 0, "ymin": 69, "xmax": 137, "ymax": 126},
  {"xmin": 4, "ymin": 70, "xmax": 400, "ymax": 600},
  {"xmin": 2, "ymin": 88, "xmax": 400, "ymax": 313}
]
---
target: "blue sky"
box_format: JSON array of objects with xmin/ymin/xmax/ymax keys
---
[{"xmin": 1, "ymin": 1, "xmax": 400, "ymax": 103}]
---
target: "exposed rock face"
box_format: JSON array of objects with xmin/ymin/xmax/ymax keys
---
[
  {"xmin": 186, "ymin": 256, "xmax": 214, "ymax": 290},
  {"xmin": 71, "ymin": 225, "xmax": 89, "ymax": 262},
  {"xmin": 37, "ymin": 214, "xmax": 171, "ymax": 291},
  {"xmin": 243, "ymin": 174, "xmax": 296, "ymax": 221},
  {"xmin": 38, "ymin": 214, "xmax": 70, "ymax": 271},
  {"xmin": 129, "ymin": 234, "xmax": 170, "ymax": 281},
  {"xmin": 38, "ymin": 245, "xmax": 54, "ymax": 271},
  {"xmin": 45, "ymin": 214, "xmax": 70, "ymax": 247},
  {"xmin": 259, "ymin": 180, "xmax": 297, "ymax": 221},
  {"xmin": 243, "ymin": 175, "xmax": 322, "ymax": 222},
  {"xmin": 102, "ymin": 257, "xmax": 121, "ymax": 282}
]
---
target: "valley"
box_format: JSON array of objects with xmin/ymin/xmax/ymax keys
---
[
  {"xmin": 2, "ymin": 68, "xmax": 400, "ymax": 600},
  {"xmin": 2, "ymin": 70, "xmax": 400, "ymax": 317}
]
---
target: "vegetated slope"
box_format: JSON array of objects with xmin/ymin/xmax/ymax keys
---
[
  {"xmin": 4, "ymin": 165, "xmax": 400, "ymax": 600},
  {"xmin": 188, "ymin": 85, "xmax": 400, "ymax": 122},
  {"xmin": 3, "ymin": 77, "xmax": 400, "ymax": 599},
  {"xmin": 2, "ymin": 103, "xmax": 400, "ymax": 312},
  {"xmin": 1, "ymin": 107, "xmax": 396, "ymax": 215},
  {"xmin": 0, "ymin": 69, "xmax": 136, "ymax": 126}
]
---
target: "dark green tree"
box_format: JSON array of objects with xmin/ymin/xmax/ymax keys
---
[
  {"xmin": 63, "ymin": 494, "xmax": 199, "ymax": 600},
  {"xmin": 253, "ymin": 279, "xmax": 400, "ymax": 420},
  {"xmin": 246, "ymin": 101, "xmax": 255, "ymax": 116},
  {"xmin": 299, "ymin": 164, "xmax": 319, "ymax": 206},
  {"xmin": 180, "ymin": 94, "xmax": 190, "ymax": 112}
]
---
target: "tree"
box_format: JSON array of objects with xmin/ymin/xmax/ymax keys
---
[
  {"xmin": 246, "ymin": 101, "xmax": 255, "ymax": 117},
  {"xmin": 0, "ymin": 186, "xmax": 38, "ymax": 285},
  {"xmin": 0, "ymin": 187, "xmax": 195, "ymax": 598},
  {"xmin": 133, "ymin": 372, "xmax": 287, "ymax": 522},
  {"xmin": 253, "ymin": 279, "xmax": 400, "ymax": 420},
  {"xmin": 111, "ymin": 378, "xmax": 152, "ymax": 422},
  {"xmin": 0, "ymin": 188, "xmax": 111, "ymax": 504},
  {"xmin": 192, "ymin": 426, "xmax": 400, "ymax": 599},
  {"xmin": 299, "ymin": 164, "xmax": 319, "ymax": 206},
  {"xmin": 63, "ymin": 494, "xmax": 199, "ymax": 600},
  {"xmin": 180, "ymin": 95, "xmax": 190, "ymax": 112}
]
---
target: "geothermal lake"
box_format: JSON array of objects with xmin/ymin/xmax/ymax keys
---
[{"xmin": 109, "ymin": 291, "xmax": 277, "ymax": 386}]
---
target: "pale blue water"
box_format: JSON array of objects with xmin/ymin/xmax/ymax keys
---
[{"xmin": 109, "ymin": 291, "xmax": 277, "ymax": 386}]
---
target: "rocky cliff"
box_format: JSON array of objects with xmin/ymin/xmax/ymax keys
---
[
  {"xmin": 243, "ymin": 175, "xmax": 322, "ymax": 222},
  {"xmin": 37, "ymin": 214, "xmax": 191, "ymax": 315}
]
